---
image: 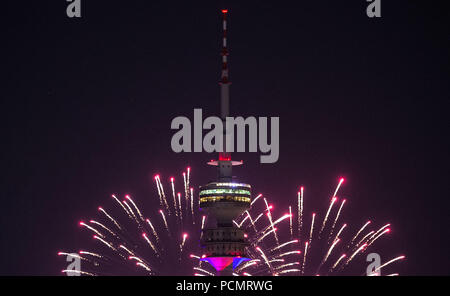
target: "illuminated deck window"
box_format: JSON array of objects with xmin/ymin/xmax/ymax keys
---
[{"xmin": 199, "ymin": 189, "xmax": 251, "ymax": 196}]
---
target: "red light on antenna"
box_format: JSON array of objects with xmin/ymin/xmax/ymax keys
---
[{"xmin": 222, "ymin": 9, "xmax": 228, "ymax": 14}]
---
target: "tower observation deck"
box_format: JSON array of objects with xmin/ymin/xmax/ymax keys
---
[{"xmin": 199, "ymin": 9, "xmax": 252, "ymax": 275}]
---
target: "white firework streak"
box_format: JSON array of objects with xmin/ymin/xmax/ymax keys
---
[
  {"xmin": 289, "ymin": 206, "xmax": 293, "ymax": 237},
  {"xmin": 119, "ymin": 245, "xmax": 135, "ymax": 256},
  {"xmin": 190, "ymin": 187, "xmax": 194, "ymax": 222},
  {"xmin": 355, "ymin": 230, "xmax": 375, "ymax": 248},
  {"xmin": 251, "ymin": 194, "xmax": 262, "ymax": 206},
  {"xmin": 274, "ymin": 262, "xmax": 300, "ymax": 270},
  {"xmin": 123, "ymin": 200, "xmax": 140, "ymax": 225},
  {"xmin": 142, "ymin": 233, "xmax": 159, "ymax": 256},
  {"xmin": 89, "ymin": 220, "xmax": 118, "ymax": 238},
  {"xmin": 79, "ymin": 251, "xmax": 103, "ymax": 258},
  {"xmin": 62, "ymin": 270, "xmax": 95, "ymax": 276},
  {"xmin": 79, "ymin": 222, "xmax": 104, "ymax": 238},
  {"xmin": 276, "ymin": 250, "xmax": 301, "ymax": 258},
  {"xmin": 193, "ymin": 267, "xmax": 214, "ymax": 276},
  {"xmin": 264, "ymin": 198, "xmax": 279, "ymax": 244},
  {"xmin": 269, "ymin": 239, "xmax": 298, "ymax": 252},
  {"xmin": 368, "ymin": 224, "xmax": 390, "ymax": 242},
  {"xmin": 159, "ymin": 210, "xmax": 170, "ymax": 235},
  {"xmin": 344, "ymin": 243, "xmax": 367, "ymax": 267},
  {"xmin": 256, "ymin": 247, "xmax": 272, "ymax": 271},
  {"xmin": 309, "ymin": 213, "xmax": 316, "ymax": 245},
  {"xmin": 319, "ymin": 197, "xmax": 337, "ymax": 235},
  {"xmin": 136, "ymin": 262, "xmax": 152, "ymax": 272},
  {"xmin": 320, "ymin": 238, "xmax": 340, "ymax": 269},
  {"xmin": 366, "ymin": 228, "xmax": 390, "ymax": 248},
  {"xmin": 278, "ymin": 269, "xmax": 301, "ymax": 274},
  {"xmin": 170, "ymin": 177, "xmax": 178, "ymax": 217},
  {"xmin": 93, "ymin": 235, "xmax": 117, "ymax": 252},
  {"xmin": 180, "ymin": 233, "xmax": 188, "ymax": 253},
  {"xmin": 301, "ymin": 241, "xmax": 309, "ymax": 274},
  {"xmin": 145, "ymin": 218, "xmax": 160, "ymax": 242},
  {"xmin": 330, "ymin": 254, "xmax": 346, "ymax": 271},
  {"xmin": 298, "ymin": 187, "xmax": 304, "ymax": 236},
  {"xmin": 254, "ymin": 228, "xmax": 277, "ymax": 245},
  {"xmin": 328, "ymin": 199, "xmax": 346, "ymax": 240},
  {"xmin": 350, "ymin": 220, "xmax": 371, "ymax": 244},
  {"xmin": 112, "ymin": 194, "xmax": 132, "ymax": 219},
  {"xmin": 98, "ymin": 207, "xmax": 122, "ymax": 230},
  {"xmin": 125, "ymin": 195, "xmax": 145, "ymax": 221},
  {"xmin": 331, "ymin": 223, "xmax": 347, "ymax": 245},
  {"xmin": 374, "ymin": 255, "xmax": 405, "ymax": 273},
  {"xmin": 177, "ymin": 193, "xmax": 183, "ymax": 223}
]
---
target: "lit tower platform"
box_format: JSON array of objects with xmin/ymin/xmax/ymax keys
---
[{"xmin": 199, "ymin": 9, "xmax": 251, "ymax": 276}]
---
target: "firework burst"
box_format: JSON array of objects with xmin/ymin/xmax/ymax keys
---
[{"xmin": 58, "ymin": 169, "xmax": 404, "ymax": 276}]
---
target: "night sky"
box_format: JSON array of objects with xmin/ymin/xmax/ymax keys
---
[{"xmin": 2, "ymin": 1, "xmax": 449, "ymax": 275}]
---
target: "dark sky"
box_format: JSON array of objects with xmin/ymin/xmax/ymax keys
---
[{"xmin": 1, "ymin": 1, "xmax": 449, "ymax": 275}]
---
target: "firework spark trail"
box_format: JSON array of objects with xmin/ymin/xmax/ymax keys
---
[
  {"xmin": 112, "ymin": 194, "xmax": 132, "ymax": 219},
  {"xmin": 136, "ymin": 262, "xmax": 152, "ymax": 272},
  {"xmin": 142, "ymin": 233, "xmax": 159, "ymax": 255},
  {"xmin": 301, "ymin": 241, "xmax": 308, "ymax": 274},
  {"xmin": 355, "ymin": 230, "xmax": 375, "ymax": 249},
  {"xmin": 145, "ymin": 218, "xmax": 160, "ymax": 242},
  {"xmin": 331, "ymin": 223, "xmax": 347, "ymax": 245},
  {"xmin": 123, "ymin": 200, "xmax": 140, "ymax": 225},
  {"xmin": 194, "ymin": 267, "xmax": 214, "ymax": 276},
  {"xmin": 90, "ymin": 220, "xmax": 118, "ymax": 238},
  {"xmin": 170, "ymin": 177, "xmax": 178, "ymax": 217},
  {"xmin": 309, "ymin": 213, "xmax": 316, "ymax": 245},
  {"xmin": 62, "ymin": 270, "xmax": 95, "ymax": 276},
  {"xmin": 79, "ymin": 222, "xmax": 104, "ymax": 238},
  {"xmin": 254, "ymin": 228, "xmax": 277, "ymax": 244},
  {"xmin": 374, "ymin": 255, "xmax": 405, "ymax": 273},
  {"xmin": 251, "ymin": 194, "xmax": 262, "ymax": 206},
  {"xmin": 177, "ymin": 193, "xmax": 183, "ymax": 223},
  {"xmin": 276, "ymin": 250, "xmax": 301, "ymax": 258},
  {"xmin": 154, "ymin": 176, "xmax": 163, "ymax": 208},
  {"xmin": 256, "ymin": 247, "xmax": 272, "ymax": 271},
  {"xmin": 79, "ymin": 251, "xmax": 103, "ymax": 258},
  {"xmin": 159, "ymin": 210, "xmax": 170, "ymax": 236},
  {"xmin": 119, "ymin": 244, "xmax": 135, "ymax": 256},
  {"xmin": 331, "ymin": 254, "xmax": 346, "ymax": 271},
  {"xmin": 183, "ymin": 172, "xmax": 188, "ymax": 216},
  {"xmin": 369, "ymin": 224, "xmax": 390, "ymax": 242},
  {"xmin": 98, "ymin": 207, "xmax": 122, "ymax": 230},
  {"xmin": 180, "ymin": 233, "xmax": 188, "ymax": 253},
  {"xmin": 125, "ymin": 195, "xmax": 145, "ymax": 221},
  {"xmin": 93, "ymin": 235, "xmax": 117, "ymax": 252},
  {"xmin": 319, "ymin": 197, "xmax": 337, "ymax": 236},
  {"xmin": 344, "ymin": 243, "xmax": 367, "ymax": 267},
  {"xmin": 274, "ymin": 262, "xmax": 300, "ymax": 270},
  {"xmin": 190, "ymin": 187, "xmax": 194, "ymax": 223},
  {"xmin": 155, "ymin": 175, "xmax": 170, "ymax": 213},
  {"xmin": 298, "ymin": 187, "xmax": 304, "ymax": 236},
  {"xmin": 278, "ymin": 269, "xmax": 301, "ymax": 274},
  {"xmin": 289, "ymin": 206, "xmax": 293, "ymax": 237},
  {"xmin": 264, "ymin": 198, "xmax": 279, "ymax": 244},
  {"xmin": 351, "ymin": 220, "xmax": 371, "ymax": 244},
  {"xmin": 328, "ymin": 199, "xmax": 346, "ymax": 241},
  {"xmin": 201, "ymin": 216, "xmax": 206, "ymax": 230},
  {"xmin": 366, "ymin": 228, "xmax": 390, "ymax": 248},
  {"xmin": 269, "ymin": 239, "xmax": 298, "ymax": 252},
  {"xmin": 318, "ymin": 238, "xmax": 340, "ymax": 272}
]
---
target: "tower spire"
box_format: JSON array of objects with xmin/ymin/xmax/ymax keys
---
[{"xmin": 220, "ymin": 9, "xmax": 230, "ymax": 119}]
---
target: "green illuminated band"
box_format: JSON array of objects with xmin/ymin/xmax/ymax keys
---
[{"xmin": 199, "ymin": 196, "xmax": 251, "ymax": 203}]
